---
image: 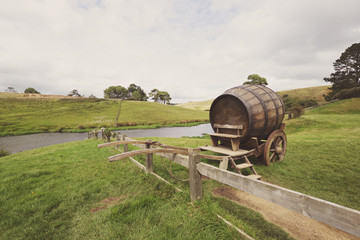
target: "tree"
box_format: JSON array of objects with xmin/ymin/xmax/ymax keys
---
[
  {"xmin": 68, "ymin": 89, "xmax": 81, "ymax": 97},
  {"xmin": 324, "ymin": 43, "xmax": 360, "ymax": 100},
  {"xmin": 24, "ymin": 87, "xmax": 40, "ymax": 94},
  {"xmin": 243, "ymin": 74, "xmax": 268, "ymax": 86},
  {"xmin": 127, "ymin": 83, "xmax": 148, "ymax": 101},
  {"xmin": 149, "ymin": 89, "xmax": 160, "ymax": 102},
  {"xmin": 5, "ymin": 87, "xmax": 17, "ymax": 93},
  {"xmin": 149, "ymin": 89, "xmax": 171, "ymax": 104},
  {"xmin": 103, "ymin": 86, "xmax": 128, "ymax": 99},
  {"xmin": 158, "ymin": 91, "xmax": 172, "ymax": 104}
]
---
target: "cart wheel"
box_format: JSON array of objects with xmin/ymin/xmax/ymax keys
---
[{"xmin": 263, "ymin": 130, "xmax": 287, "ymax": 166}]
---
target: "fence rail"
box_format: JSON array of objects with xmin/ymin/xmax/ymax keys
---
[{"xmin": 99, "ymin": 136, "xmax": 360, "ymax": 237}]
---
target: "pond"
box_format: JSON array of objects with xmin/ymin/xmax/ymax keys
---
[{"xmin": 0, "ymin": 124, "xmax": 213, "ymax": 154}]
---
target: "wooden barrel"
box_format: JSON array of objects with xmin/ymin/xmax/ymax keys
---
[{"xmin": 209, "ymin": 85, "xmax": 285, "ymax": 142}]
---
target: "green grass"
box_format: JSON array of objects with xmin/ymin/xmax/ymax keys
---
[
  {"xmin": 140, "ymin": 98, "xmax": 360, "ymax": 211},
  {"xmin": 177, "ymin": 99, "xmax": 214, "ymax": 111},
  {"xmin": 1, "ymin": 93, "xmax": 359, "ymax": 238},
  {"xmin": 257, "ymin": 98, "xmax": 360, "ymax": 210},
  {"xmin": 0, "ymin": 93, "xmax": 208, "ymax": 136},
  {"xmin": 0, "ymin": 139, "xmax": 293, "ymax": 239}
]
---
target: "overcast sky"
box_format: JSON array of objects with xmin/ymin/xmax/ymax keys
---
[{"xmin": 1, "ymin": 0, "xmax": 360, "ymax": 103}]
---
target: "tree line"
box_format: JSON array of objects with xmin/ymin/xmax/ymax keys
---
[
  {"xmin": 4, "ymin": 84, "xmax": 172, "ymax": 104},
  {"xmin": 103, "ymin": 84, "xmax": 172, "ymax": 104}
]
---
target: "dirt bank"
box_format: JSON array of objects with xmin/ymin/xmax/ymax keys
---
[{"xmin": 213, "ymin": 186, "xmax": 359, "ymax": 240}]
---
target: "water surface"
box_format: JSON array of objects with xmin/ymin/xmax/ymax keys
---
[{"xmin": 0, "ymin": 124, "xmax": 212, "ymax": 154}]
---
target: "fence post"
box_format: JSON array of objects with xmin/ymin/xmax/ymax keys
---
[
  {"xmin": 101, "ymin": 128, "xmax": 105, "ymax": 140},
  {"xmin": 122, "ymin": 134, "xmax": 128, "ymax": 152},
  {"xmin": 145, "ymin": 140, "xmax": 153, "ymax": 173},
  {"xmin": 189, "ymin": 149, "xmax": 202, "ymax": 201},
  {"xmin": 115, "ymin": 133, "xmax": 120, "ymax": 150}
]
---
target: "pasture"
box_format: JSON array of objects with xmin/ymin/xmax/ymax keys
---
[
  {"xmin": 0, "ymin": 93, "xmax": 208, "ymax": 136},
  {"xmin": 0, "ymin": 92, "xmax": 359, "ymax": 239}
]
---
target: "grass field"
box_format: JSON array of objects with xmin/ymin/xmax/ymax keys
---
[
  {"xmin": 1, "ymin": 91, "xmax": 359, "ymax": 238},
  {"xmin": 178, "ymin": 85, "xmax": 331, "ymax": 111},
  {"xmin": 0, "ymin": 139, "xmax": 293, "ymax": 239},
  {"xmin": 0, "ymin": 93, "xmax": 208, "ymax": 136}
]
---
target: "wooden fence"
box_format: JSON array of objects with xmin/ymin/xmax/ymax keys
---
[{"xmin": 98, "ymin": 136, "xmax": 360, "ymax": 237}]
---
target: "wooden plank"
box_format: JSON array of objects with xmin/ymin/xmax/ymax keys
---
[
  {"xmin": 214, "ymin": 124, "xmax": 243, "ymax": 129},
  {"xmin": 196, "ymin": 163, "xmax": 360, "ymax": 237},
  {"xmin": 200, "ymin": 145, "xmax": 250, "ymax": 156},
  {"xmin": 246, "ymin": 174, "xmax": 262, "ymax": 180},
  {"xmin": 198, "ymin": 154, "xmax": 227, "ymax": 161},
  {"xmin": 156, "ymin": 152, "xmax": 189, "ymax": 168},
  {"xmin": 210, "ymin": 133, "xmax": 241, "ymax": 138},
  {"xmin": 123, "ymin": 136, "xmax": 190, "ymax": 168},
  {"xmin": 236, "ymin": 163, "xmax": 253, "ymax": 169},
  {"xmin": 109, "ymin": 148, "xmax": 189, "ymax": 162}
]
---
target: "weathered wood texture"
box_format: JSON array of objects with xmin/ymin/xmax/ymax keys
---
[
  {"xmin": 210, "ymin": 85, "xmax": 285, "ymax": 143},
  {"xmin": 145, "ymin": 143, "xmax": 153, "ymax": 173},
  {"xmin": 200, "ymin": 145, "xmax": 250, "ymax": 156},
  {"xmin": 98, "ymin": 140, "xmax": 150, "ymax": 148},
  {"xmin": 189, "ymin": 152, "xmax": 202, "ymax": 201},
  {"xmin": 109, "ymin": 148, "xmax": 189, "ymax": 162},
  {"xmin": 196, "ymin": 163, "xmax": 360, "ymax": 237}
]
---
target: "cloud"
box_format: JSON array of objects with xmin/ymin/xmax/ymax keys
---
[{"xmin": 0, "ymin": 0, "xmax": 360, "ymax": 102}]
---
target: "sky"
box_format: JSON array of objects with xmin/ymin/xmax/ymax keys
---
[{"xmin": 1, "ymin": 0, "xmax": 360, "ymax": 103}]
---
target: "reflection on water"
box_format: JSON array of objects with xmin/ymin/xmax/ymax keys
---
[{"xmin": 0, "ymin": 124, "xmax": 212, "ymax": 154}]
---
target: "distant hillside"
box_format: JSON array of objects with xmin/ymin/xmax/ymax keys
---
[
  {"xmin": 177, "ymin": 99, "xmax": 213, "ymax": 111},
  {"xmin": 177, "ymin": 85, "xmax": 331, "ymax": 111},
  {"xmin": 278, "ymin": 85, "xmax": 330, "ymax": 105},
  {"xmin": 0, "ymin": 93, "xmax": 208, "ymax": 136}
]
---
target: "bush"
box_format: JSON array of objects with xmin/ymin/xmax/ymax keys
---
[
  {"xmin": 282, "ymin": 95, "xmax": 318, "ymax": 111},
  {"xmin": 291, "ymin": 106, "xmax": 305, "ymax": 118},
  {"xmin": 24, "ymin": 87, "xmax": 40, "ymax": 94},
  {"xmin": 333, "ymin": 87, "xmax": 360, "ymax": 100},
  {"xmin": 0, "ymin": 149, "xmax": 10, "ymax": 157},
  {"xmin": 298, "ymin": 99, "xmax": 318, "ymax": 108}
]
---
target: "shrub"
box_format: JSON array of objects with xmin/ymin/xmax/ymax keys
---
[
  {"xmin": 333, "ymin": 87, "xmax": 360, "ymax": 100},
  {"xmin": 0, "ymin": 149, "xmax": 10, "ymax": 157},
  {"xmin": 298, "ymin": 99, "xmax": 318, "ymax": 108},
  {"xmin": 287, "ymin": 105, "xmax": 305, "ymax": 119}
]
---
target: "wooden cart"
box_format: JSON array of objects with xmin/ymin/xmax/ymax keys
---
[{"xmin": 200, "ymin": 85, "xmax": 288, "ymax": 179}]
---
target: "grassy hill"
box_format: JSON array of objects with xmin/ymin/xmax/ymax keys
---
[
  {"xmin": 0, "ymin": 93, "xmax": 208, "ymax": 136},
  {"xmin": 0, "ymin": 98, "xmax": 359, "ymax": 239},
  {"xmin": 177, "ymin": 99, "xmax": 213, "ymax": 111},
  {"xmin": 278, "ymin": 85, "xmax": 330, "ymax": 104},
  {"xmin": 177, "ymin": 85, "xmax": 331, "ymax": 111}
]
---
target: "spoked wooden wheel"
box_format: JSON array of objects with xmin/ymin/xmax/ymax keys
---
[{"xmin": 263, "ymin": 130, "xmax": 287, "ymax": 166}]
